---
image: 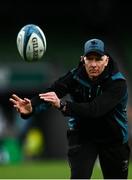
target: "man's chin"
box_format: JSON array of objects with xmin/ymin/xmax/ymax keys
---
[{"xmin": 89, "ymin": 73, "xmax": 99, "ymax": 79}]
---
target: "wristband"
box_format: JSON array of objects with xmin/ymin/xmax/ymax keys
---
[{"xmin": 58, "ymin": 100, "xmax": 66, "ymax": 111}]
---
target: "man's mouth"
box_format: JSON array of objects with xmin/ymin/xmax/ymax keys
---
[{"xmin": 89, "ymin": 70, "xmax": 98, "ymax": 73}]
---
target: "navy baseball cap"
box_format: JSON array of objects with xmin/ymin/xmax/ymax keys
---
[{"xmin": 84, "ymin": 39, "xmax": 105, "ymax": 56}]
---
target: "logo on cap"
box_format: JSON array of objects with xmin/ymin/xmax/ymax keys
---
[
  {"xmin": 90, "ymin": 40, "xmax": 99, "ymax": 49},
  {"xmin": 91, "ymin": 40, "xmax": 98, "ymax": 45}
]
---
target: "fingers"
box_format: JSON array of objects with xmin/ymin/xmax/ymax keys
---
[
  {"xmin": 9, "ymin": 94, "xmax": 23, "ymax": 105},
  {"xmin": 11, "ymin": 94, "xmax": 23, "ymax": 101},
  {"xmin": 40, "ymin": 95, "xmax": 54, "ymax": 102},
  {"xmin": 39, "ymin": 92, "xmax": 56, "ymax": 96},
  {"xmin": 39, "ymin": 92, "xmax": 57, "ymax": 101},
  {"xmin": 9, "ymin": 98, "xmax": 17, "ymax": 105},
  {"xmin": 14, "ymin": 105, "xmax": 20, "ymax": 112},
  {"xmin": 24, "ymin": 98, "xmax": 31, "ymax": 103},
  {"xmin": 9, "ymin": 94, "xmax": 30, "ymax": 108}
]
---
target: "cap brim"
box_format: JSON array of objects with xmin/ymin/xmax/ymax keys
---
[{"xmin": 84, "ymin": 50, "xmax": 105, "ymax": 56}]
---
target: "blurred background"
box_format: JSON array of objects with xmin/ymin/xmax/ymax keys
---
[{"xmin": 0, "ymin": 0, "xmax": 132, "ymax": 178}]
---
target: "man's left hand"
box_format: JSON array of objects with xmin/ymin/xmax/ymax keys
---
[{"xmin": 39, "ymin": 92, "xmax": 60, "ymax": 108}]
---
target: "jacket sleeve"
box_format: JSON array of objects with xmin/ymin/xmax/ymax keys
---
[
  {"xmin": 63, "ymin": 80, "xmax": 128, "ymax": 118},
  {"xmin": 21, "ymin": 70, "xmax": 74, "ymax": 119}
]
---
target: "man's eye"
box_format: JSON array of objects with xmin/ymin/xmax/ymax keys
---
[
  {"xmin": 88, "ymin": 58, "xmax": 93, "ymax": 60},
  {"xmin": 96, "ymin": 58, "xmax": 102, "ymax": 61},
  {"xmin": 87, "ymin": 58, "xmax": 102, "ymax": 61}
]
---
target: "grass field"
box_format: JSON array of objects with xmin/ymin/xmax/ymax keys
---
[{"xmin": 0, "ymin": 159, "xmax": 132, "ymax": 179}]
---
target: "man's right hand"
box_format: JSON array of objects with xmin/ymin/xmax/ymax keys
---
[{"xmin": 9, "ymin": 94, "xmax": 32, "ymax": 115}]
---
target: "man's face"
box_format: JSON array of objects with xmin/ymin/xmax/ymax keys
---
[{"xmin": 84, "ymin": 53, "xmax": 109, "ymax": 80}]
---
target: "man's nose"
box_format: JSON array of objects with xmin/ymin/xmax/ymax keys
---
[{"xmin": 90, "ymin": 60, "xmax": 97, "ymax": 67}]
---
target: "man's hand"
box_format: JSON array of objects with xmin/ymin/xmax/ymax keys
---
[
  {"xmin": 9, "ymin": 94, "xmax": 32, "ymax": 115},
  {"xmin": 39, "ymin": 92, "xmax": 60, "ymax": 109}
]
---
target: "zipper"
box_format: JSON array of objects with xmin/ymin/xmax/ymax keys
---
[{"xmin": 89, "ymin": 88, "xmax": 91, "ymax": 98}]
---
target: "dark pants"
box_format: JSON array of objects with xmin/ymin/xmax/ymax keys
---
[{"xmin": 67, "ymin": 132, "xmax": 130, "ymax": 179}]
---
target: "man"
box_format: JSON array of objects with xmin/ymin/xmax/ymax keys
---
[{"xmin": 10, "ymin": 38, "xmax": 130, "ymax": 179}]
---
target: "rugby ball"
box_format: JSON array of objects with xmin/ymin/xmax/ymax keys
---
[{"xmin": 16, "ymin": 24, "xmax": 47, "ymax": 62}]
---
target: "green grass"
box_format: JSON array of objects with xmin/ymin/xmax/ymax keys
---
[{"xmin": 0, "ymin": 159, "xmax": 131, "ymax": 179}]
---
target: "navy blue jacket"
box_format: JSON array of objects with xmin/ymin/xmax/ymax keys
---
[{"xmin": 24, "ymin": 58, "xmax": 128, "ymax": 145}]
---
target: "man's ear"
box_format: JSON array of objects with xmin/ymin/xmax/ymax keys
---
[{"xmin": 104, "ymin": 56, "xmax": 109, "ymax": 66}]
